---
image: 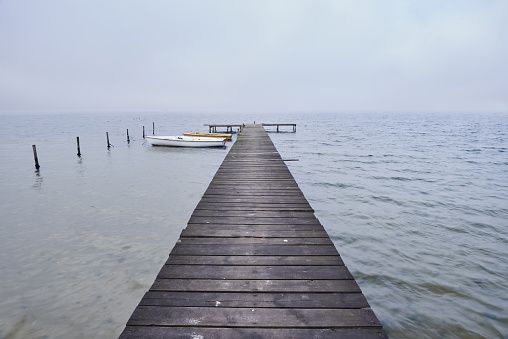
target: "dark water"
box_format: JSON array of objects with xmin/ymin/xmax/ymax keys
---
[{"xmin": 0, "ymin": 112, "xmax": 507, "ymax": 338}]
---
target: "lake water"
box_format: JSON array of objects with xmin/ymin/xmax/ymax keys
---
[{"xmin": 0, "ymin": 112, "xmax": 506, "ymax": 338}]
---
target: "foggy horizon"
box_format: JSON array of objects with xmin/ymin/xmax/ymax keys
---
[{"xmin": 1, "ymin": 1, "xmax": 507, "ymax": 114}]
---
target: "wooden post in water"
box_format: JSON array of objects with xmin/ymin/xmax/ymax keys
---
[
  {"xmin": 76, "ymin": 137, "xmax": 81, "ymax": 157},
  {"xmin": 32, "ymin": 145, "xmax": 40, "ymax": 169},
  {"xmin": 106, "ymin": 132, "xmax": 111, "ymax": 148},
  {"xmin": 143, "ymin": 126, "xmax": 145, "ymax": 139},
  {"xmin": 127, "ymin": 129, "xmax": 130, "ymax": 143}
]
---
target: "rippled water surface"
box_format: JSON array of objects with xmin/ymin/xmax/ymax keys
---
[{"xmin": 0, "ymin": 112, "xmax": 507, "ymax": 338}]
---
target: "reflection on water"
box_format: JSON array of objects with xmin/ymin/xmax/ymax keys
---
[
  {"xmin": 3, "ymin": 314, "xmax": 45, "ymax": 339},
  {"xmin": 76, "ymin": 157, "xmax": 86, "ymax": 177},
  {"xmin": 0, "ymin": 112, "xmax": 507, "ymax": 338},
  {"xmin": 32, "ymin": 171, "xmax": 43, "ymax": 190}
]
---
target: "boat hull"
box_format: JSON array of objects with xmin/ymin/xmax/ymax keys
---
[
  {"xmin": 183, "ymin": 132, "xmax": 232, "ymax": 140},
  {"xmin": 146, "ymin": 136, "xmax": 226, "ymax": 147}
]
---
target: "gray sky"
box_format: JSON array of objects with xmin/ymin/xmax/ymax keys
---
[{"xmin": 1, "ymin": 0, "xmax": 507, "ymax": 113}]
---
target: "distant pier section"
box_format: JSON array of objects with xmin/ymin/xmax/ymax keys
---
[
  {"xmin": 206, "ymin": 123, "xmax": 296, "ymax": 133},
  {"xmin": 206, "ymin": 123, "xmax": 244, "ymax": 133},
  {"xmin": 262, "ymin": 123, "xmax": 296, "ymax": 132}
]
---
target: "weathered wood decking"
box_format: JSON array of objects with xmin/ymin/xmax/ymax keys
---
[{"xmin": 119, "ymin": 124, "xmax": 387, "ymax": 338}]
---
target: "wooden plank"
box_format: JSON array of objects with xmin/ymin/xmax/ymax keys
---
[
  {"xmin": 206, "ymin": 186, "xmax": 299, "ymax": 191},
  {"xmin": 121, "ymin": 327, "xmax": 388, "ymax": 339},
  {"xmin": 126, "ymin": 306, "xmax": 382, "ymax": 328},
  {"xmin": 204, "ymin": 190, "xmax": 305, "ymax": 196},
  {"xmin": 209, "ymin": 178, "xmax": 298, "ymax": 183},
  {"xmin": 198, "ymin": 197, "xmax": 310, "ymax": 203},
  {"xmin": 213, "ymin": 175, "xmax": 294, "ymax": 179},
  {"xmin": 188, "ymin": 216, "xmax": 321, "ymax": 225},
  {"xmin": 164, "ymin": 255, "xmax": 344, "ymax": 266},
  {"xmin": 195, "ymin": 201, "xmax": 312, "ymax": 207},
  {"xmin": 150, "ymin": 279, "xmax": 362, "ymax": 293},
  {"xmin": 186, "ymin": 223, "xmax": 324, "ymax": 232},
  {"xmin": 183, "ymin": 224, "xmax": 325, "ymax": 231},
  {"xmin": 211, "ymin": 174, "xmax": 296, "ymax": 178},
  {"xmin": 189, "ymin": 210, "xmax": 317, "ymax": 218},
  {"xmin": 205, "ymin": 187, "xmax": 302, "ymax": 192},
  {"xmin": 157, "ymin": 265, "xmax": 353, "ymax": 280},
  {"xmin": 180, "ymin": 228, "xmax": 329, "ymax": 238},
  {"xmin": 208, "ymin": 183, "xmax": 298, "ymax": 187},
  {"xmin": 139, "ymin": 291, "xmax": 369, "ymax": 308},
  {"xmin": 169, "ymin": 244, "xmax": 339, "ymax": 256},
  {"xmin": 194, "ymin": 204, "xmax": 315, "ymax": 212},
  {"xmin": 177, "ymin": 237, "xmax": 333, "ymax": 245}
]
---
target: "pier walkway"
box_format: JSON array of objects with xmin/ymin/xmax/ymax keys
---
[{"xmin": 119, "ymin": 124, "xmax": 387, "ymax": 338}]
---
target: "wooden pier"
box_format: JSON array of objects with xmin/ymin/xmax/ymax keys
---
[
  {"xmin": 206, "ymin": 123, "xmax": 296, "ymax": 133},
  {"xmin": 206, "ymin": 123, "xmax": 244, "ymax": 133},
  {"xmin": 262, "ymin": 123, "xmax": 296, "ymax": 132},
  {"xmin": 119, "ymin": 124, "xmax": 387, "ymax": 338}
]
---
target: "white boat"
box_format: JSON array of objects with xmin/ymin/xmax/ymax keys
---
[{"xmin": 145, "ymin": 135, "xmax": 226, "ymax": 147}]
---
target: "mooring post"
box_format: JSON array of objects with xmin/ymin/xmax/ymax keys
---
[
  {"xmin": 76, "ymin": 137, "xmax": 81, "ymax": 157},
  {"xmin": 127, "ymin": 129, "xmax": 130, "ymax": 143},
  {"xmin": 32, "ymin": 145, "xmax": 40, "ymax": 169},
  {"xmin": 143, "ymin": 126, "xmax": 145, "ymax": 138},
  {"xmin": 107, "ymin": 132, "xmax": 110, "ymax": 148}
]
